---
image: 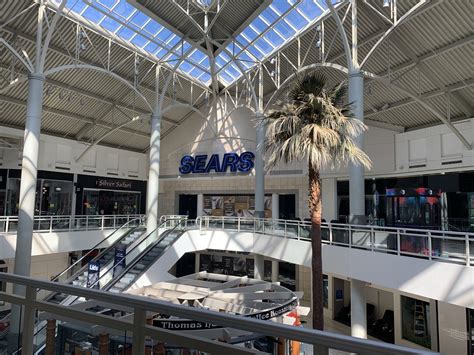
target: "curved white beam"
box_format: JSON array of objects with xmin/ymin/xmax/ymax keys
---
[
  {"xmin": 325, "ymin": 0, "xmax": 352, "ymax": 71},
  {"xmin": 360, "ymin": 0, "xmax": 430, "ymax": 69},
  {"xmin": 39, "ymin": 0, "xmax": 67, "ymax": 72},
  {"xmin": 44, "ymin": 64, "xmax": 153, "ymax": 112},
  {"xmin": 263, "ymin": 62, "xmax": 349, "ymax": 113},
  {"xmin": 0, "ymin": 38, "xmax": 33, "ymax": 73}
]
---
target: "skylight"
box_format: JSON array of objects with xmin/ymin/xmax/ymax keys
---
[
  {"xmin": 215, "ymin": 0, "xmax": 338, "ymax": 86},
  {"xmin": 50, "ymin": 0, "xmax": 338, "ymax": 88},
  {"xmin": 51, "ymin": 0, "xmax": 212, "ymax": 85}
]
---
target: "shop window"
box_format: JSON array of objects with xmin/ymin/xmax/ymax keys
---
[{"xmin": 401, "ymin": 295, "xmax": 431, "ymax": 348}]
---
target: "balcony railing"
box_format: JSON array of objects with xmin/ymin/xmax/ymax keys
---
[
  {"xmin": 196, "ymin": 216, "xmax": 474, "ymax": 266},
  {"xmin": 0, "ymin": 214, "xmax": 146, "ymax": 234},
  {"xmin": 0, "ymin": 272, "xmax": 436, "ymax": 355}
]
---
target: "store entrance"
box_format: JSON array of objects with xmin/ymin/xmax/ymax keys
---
[
  {"xmin": 279, "ymin": 194, "xmax": 296, "ymax": 219},
  {"xmin": 179, "ymin": 194, "xmax": 197, "ymax": 218},
  {"xmin": 82, "ymin": 189, "xmax": 140, "ymax": 215}
]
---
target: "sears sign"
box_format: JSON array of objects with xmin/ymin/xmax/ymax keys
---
[{"xmin": 179, "ymin": 152, "xmax": 255, "ymax": 175}]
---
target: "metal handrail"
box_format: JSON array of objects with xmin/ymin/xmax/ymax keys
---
[
  {"xmin": 1, "ymin": 272, "xmax": 437, "ymax": 355},
  {"xmin": 0, "ymin": 214, "xmax": 146, "ymax": 234},
  {"xmin": 196, "ymin": 216, "xmax": 473, "ymax": 266}
]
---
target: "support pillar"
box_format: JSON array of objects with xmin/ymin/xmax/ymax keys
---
[
  {"xmin": 322, "ymin": 178, "xmax": 338, "ymax": 222},
  {"xmin": 271, "ymin": 260, "xmax": 279, "ymax": 283},
  {"xmin": 272, "ymin": 193, "xmax": 279, "ymax": 220},
  {"xmin": 98, "ymin": 331, "xmax": 109, "ymax": 355},
  {"xmin": 254, "ymin": 254, "xmax": 264, "ymax": 280},
  {"xmin": 10, "ymin": 73, "xmax": 45, "ymax": 340},
  {"xmin": 45, "ymin": 319, "xmax": 56, "ymax": 355},
  {"xmin": 350, "ymin": 278, "xmax": 367, "ymax": 339},
  {"xmin": 348, "ymin": 70, "xmax": 366, "ymax": 225},
  {"xmin": 146, "ymin": 68, "xmax": 162, "ymax": 233},
  {"xmin": 195, "ymin": 252, "xmax": 200, "ymax": 273},
  {"xmin": 197, "ymin": 193, "xmax": 204, "ymax": 217},
  {"xmin": 255, "ymin": 66, "xmax": 265, "ymax": 218}
]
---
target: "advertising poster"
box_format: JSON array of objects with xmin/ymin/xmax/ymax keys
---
[
  {"xmin": 113, "ymin": 247, "xmax": 126, "ymax": 277},
  {"xmin": 264, "ymin": 195, "xmax": 273, "ymax": 218},
  {"xmin": 87, "ymin": 261, "xmax": 100, "ymax": 289},
  {"xmin": 211, "ymin": 196, "xmax": 224, "ymax": 216},
  {"xmin": 203, "ymin": 195, "xmax": 212, "ymax": 216},
  {"xmin": 224, "ymin": 196, "xmax": 235, "ymax": 216},
  {"xmin": 200, "ymin": 194, "xmax": 273, "ymax": 217}
]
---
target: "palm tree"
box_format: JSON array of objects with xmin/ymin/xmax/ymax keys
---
[{"xmin": 260, "ymin": 72, "xmax": 371, "ymax": 331}]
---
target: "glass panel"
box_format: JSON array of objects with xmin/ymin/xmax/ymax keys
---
[{"xmin": 401, "ymin": 296, "xmax": 431, "ymax": 348}]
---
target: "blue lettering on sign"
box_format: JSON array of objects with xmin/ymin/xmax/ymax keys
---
[{"xmin": 179, "ymin": 152, "xmax": 255, "ymax": 174}]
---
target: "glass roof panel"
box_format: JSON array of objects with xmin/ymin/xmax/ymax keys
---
[
  {"xmin": 51, "ymin": 0, "xmax": 212, "ymax": 86},
  {"xmin": 215, "ymin": 0, "xmax": 336, "ymax": 86}
]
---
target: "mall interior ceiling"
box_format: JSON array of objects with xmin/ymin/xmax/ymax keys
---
[{"xmin": 0, "ymin": 0, "xmax": 472, "ymax": 153}]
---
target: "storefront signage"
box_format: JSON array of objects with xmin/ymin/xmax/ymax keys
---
[
  {"xmin": 95, "ymin": 178, "xmax": 132, "ymax": 190},
  {"xmin": 153, "ymin": 298, "xmax": 298, "ymax": 330},
  {"xmin": 179, "ymin": 152, "xmax": 255, "ymax": 174},
  {"xmin": 87, "ymin": 261, "xmax": 100, "ymax": 289}
]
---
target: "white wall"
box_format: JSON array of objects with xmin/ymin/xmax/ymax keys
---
[
  {"xmin": 395, "ymin": 118, "xmax": 474, "ymax": 174},
  {"xmin": 131, "ymin": 229, "xmax": 473, "ymax": 309},
  {"xmin": 0, "ymin": 126, "xmax": 148, "ymax": 180},
  {"xmin": 438, "ymin": 301, "xmax": 469, "ymax": 355}
]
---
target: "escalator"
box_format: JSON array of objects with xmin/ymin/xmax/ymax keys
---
[
  {"xmin": 10, "ymin": 217, "xmax": 188, "ymax": 355},
  {"xmin": 45, "ymin": 219, "xmax": 146, "ymax": 304}
]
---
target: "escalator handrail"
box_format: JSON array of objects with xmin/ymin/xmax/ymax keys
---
[
  {"xmin": 92, "ymin": 218, "xmax": 187, "ymax": 292},
  {"xmin": 50, "ymin": 216, "xmax": 145, "ymax": 283}
]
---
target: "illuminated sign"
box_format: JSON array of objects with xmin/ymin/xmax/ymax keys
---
[{"xmin": 179, "ymin": 152, "xmax": 255, "ymax": 174}]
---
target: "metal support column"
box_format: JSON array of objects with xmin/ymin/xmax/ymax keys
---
[
  {"xmin": 197, "ymin": 193, "xmax": 204, "ymax": 217},
  {"xmin": 271, "ymin": 260, "xmax": 279, "ymax": 283},
  {"xmin": 254, "ymin": 254, "xmax": 264, "ymax": 280},
  {"xmin": 348, "ymin": 0, "xmax": 366, "ymax": 224},
  {"xmin": 351, "ymin": 278, "xmax": 367, "ymax": 339},
  {"xmin": 10, "ymin": 73, "xmax": 45, "ymax": 340},
  {"xmin": 272, "ymin": 193, "xmax": 279, "ymax": 220},
  {"xmin": 255, "ymin": 66, "xmax": 265, "ymax": 218},
  {"xmin": 348, "ymin": 70, "xmax": 366, "ymax": 224},
  {"xmin": 146, "ymin": 67, "xmax": 161, "ymax": 233}
]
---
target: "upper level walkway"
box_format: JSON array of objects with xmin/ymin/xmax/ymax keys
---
[{"xmin": 1, "ymin": 214, "xmax": 472, "ymax": 308}]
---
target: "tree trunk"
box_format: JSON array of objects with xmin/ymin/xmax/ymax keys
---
[{"xmin": 309, "ymin": 164, "xmax": 323, "ymax": 331}]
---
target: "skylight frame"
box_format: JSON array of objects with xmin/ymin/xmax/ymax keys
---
[
  {"xmin": 50, "ymin": 0, "xmax": 213, "ymax": 87},
  {"xmin": 215, "ymin": 0, "xmax": 335, "ymax": 86}
]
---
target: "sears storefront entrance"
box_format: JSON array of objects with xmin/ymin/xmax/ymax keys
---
[{"xmin": 75, "ymin": 175, "xmax": 146, "ymax": 215}]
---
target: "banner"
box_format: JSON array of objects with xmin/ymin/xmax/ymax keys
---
[
  {"xmin": 113, "ymin": 247, "xmax": 126, "ymax": 277},
  {"xmin": 87, "ymin": 261, "xmax": 100, "ymax": 289}
]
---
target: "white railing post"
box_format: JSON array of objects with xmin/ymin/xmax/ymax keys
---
[
  {"xmin": 49, "ymin": 216, "xmax": 53, "ymax": 234},
  {"xmin": 329, "ymin": 223, "xmax": 333, "ymax": 244},
  {"xmin": 132, "ymin": 307, "xmax": 146, "ymax": 355},
  {"xmin": 21, "ymin": 285, "xmax": 37, "ymax": 355},
  {"xmin": 238, "ymin": 217, "xmax": 241, "ymax": 232},
  {"xmin": 348, "ymin": 225, "xmax": 352, "ymax": 248},
  {"xmin": 396, "ymin": 229, "xmax": 401, "ymax": 256},
  {"xmin": 101, "ymin": 216, "xmax": 105, "ymax": 230},
  {"xmin": 69, "ymin": 215, "xmax": 73, "ymax": 231},
  {"xmin": 86, "ymin": 216, "xmax": 89, "ymax": 231},
  {"xmin": 370, "ymin": 226, "xmax": 375, "ymax": 251},
  {"xmin": 466, "ymin": 234, "xmax": 470, "ymax": 267},
  {"xmin": 427, "ymin": 232, "xmax": 432, "ymax": 260},
  {"xmin": 284, "ymin": 220, "xmax": 287, "ymax": 238},
  {"xmin": 222, "ymin": 216, "xmax": 224, "ymax": 230},
  {"xmin": 113, "ymin": 215, "xmax": 116, "ymax": 229},
  {"xmin": 5, "ymin": 217, "xmax": 9, "ymax": 233}
]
